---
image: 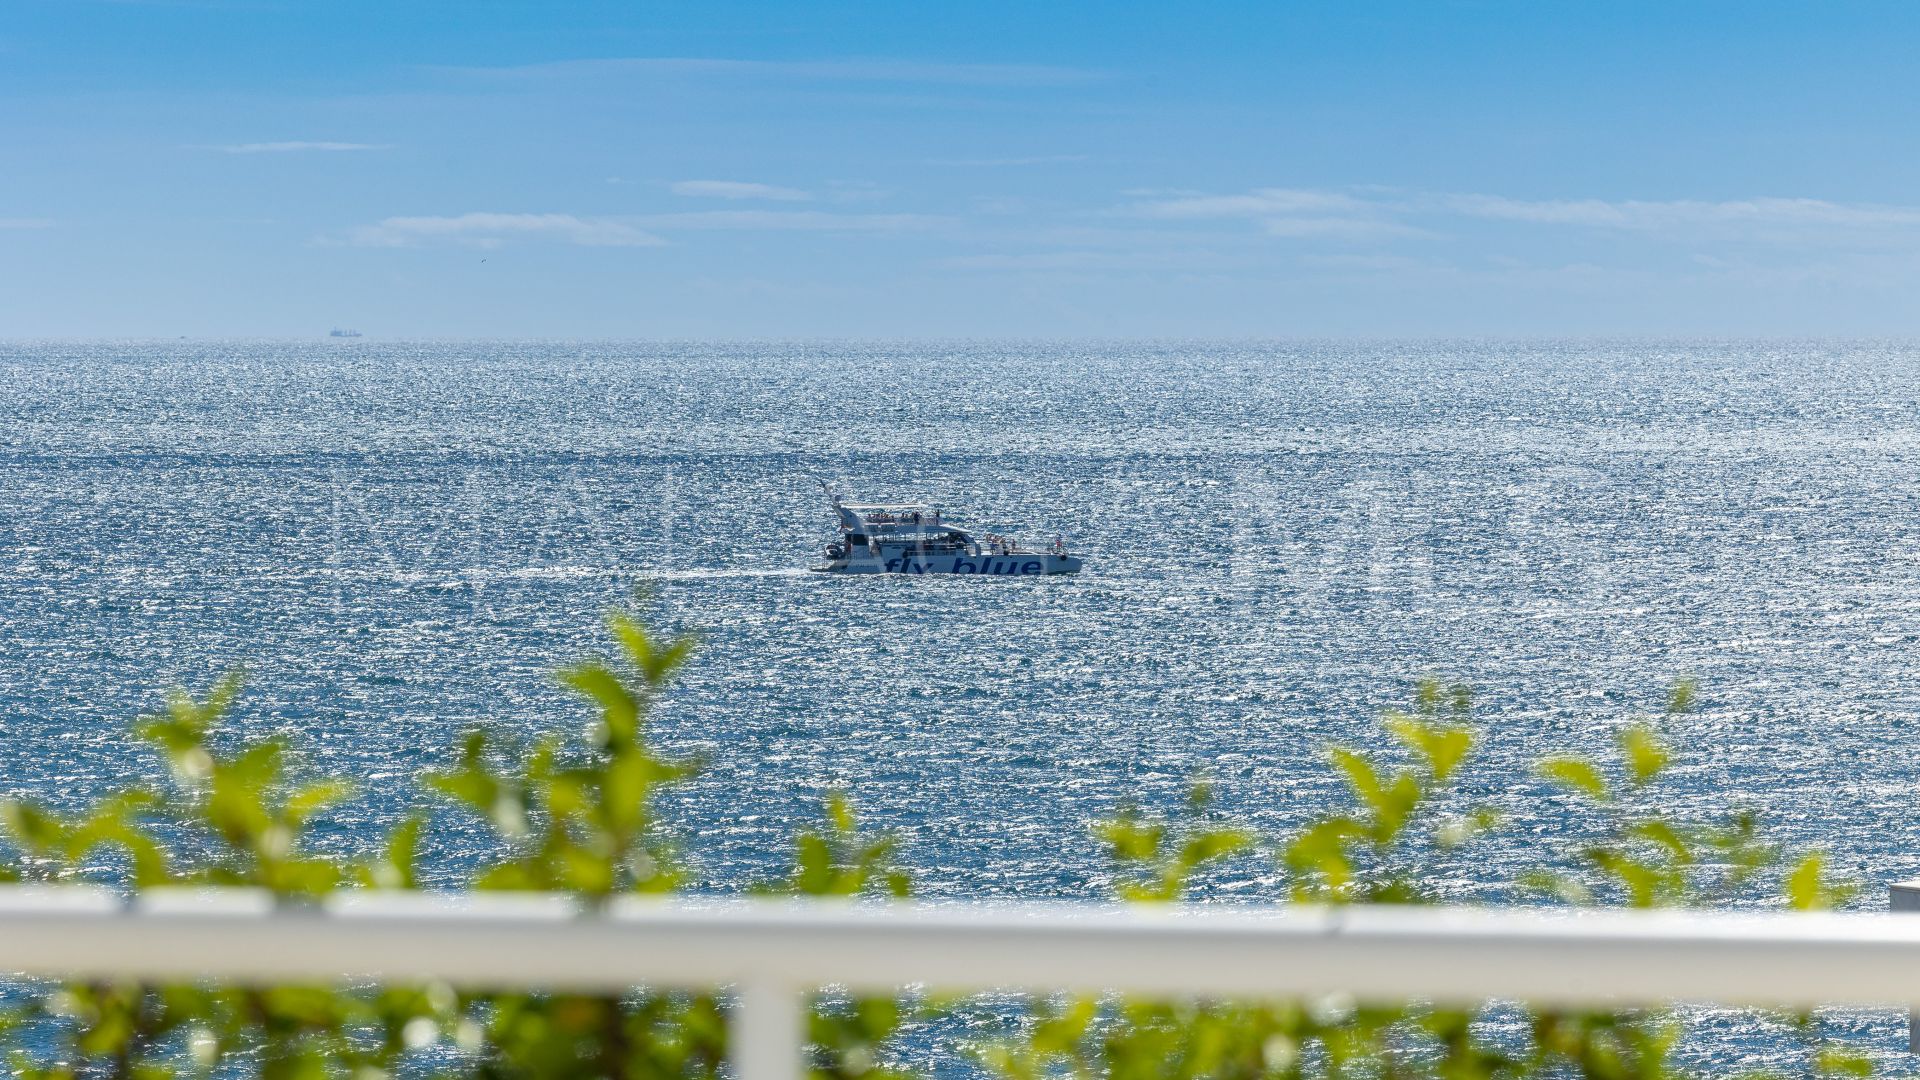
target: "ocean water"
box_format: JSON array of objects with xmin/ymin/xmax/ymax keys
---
[{"xmin": 3, "ymin": 339, "xmax": 1919, "ymax": 1068}]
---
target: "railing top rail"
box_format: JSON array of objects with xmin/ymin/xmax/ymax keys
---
[{"xmin": 1, "ymin": 887, "xmax": 1919, "ymax": 1008}]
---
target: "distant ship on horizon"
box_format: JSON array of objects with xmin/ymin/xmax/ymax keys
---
[{"xmin": 328, "ymin": 328, "xmax": 363, "ymax": 338}]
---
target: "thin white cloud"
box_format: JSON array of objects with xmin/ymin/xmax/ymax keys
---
[
  {"xmin": 1124, "ymin": 188, "xmax": 1414, "ymax": 243},
  {"xmin": 1298, "ymin": 253, "xmax": 1454, "ymax": 274},
  {"xmin": 937, "ymin": 250, "xmax": 1238, "ymax": 272},
  {"xmin": 632, "ymin": 210, "xmax": 943, "ymax": 232},
  {"xmin": 0, "ymin": 217, "xmax": 54, "ymax": 229},
  {"xmin": 349, "ymin": 213, "xmax": 664, "ymax": 248},
  {"xmin": 1433, "ymin": 193, "xmax": 1920, "ymax": 230},
  {"xmin": 1121, "ymin": 187, "xmax": 1920, "ymax": 246},
  {"xmin": 343, "ymin": 208, "xmax": 938, "ymax": 247},
  {"xmin": 1260, "ymin": 217, "xmax": 1431, "ymax": 240},
  {"xmin": 1130, "ymin": 188, "xmax": 1373, "ymax": 220},
  {"xmin": 670, "ymin": 180, "xmax": 811, "ymax": 201},
  {"xmin": 218, "ymin": 141, "xmax": 390, "ymax": 154},
  {"xmin": 447, "ymin": 57, "xmax": 1100, "ymax": 87}
]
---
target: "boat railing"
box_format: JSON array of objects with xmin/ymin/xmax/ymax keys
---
[
  {"xmin": 974, "ymin": 537, "xmax": 1064, "ymax": 556},
  {"xmin": 0, "ymin": 887, "xmax": 1918, "ymax": 1080},
  {"xmin": 862, "ymin": 537, "xmax": 1053, "ymax": 556}
]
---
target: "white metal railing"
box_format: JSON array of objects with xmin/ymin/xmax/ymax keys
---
[{"xmin": 1, "ymin": 886, "xmax": 1919, "ymax": 1080}]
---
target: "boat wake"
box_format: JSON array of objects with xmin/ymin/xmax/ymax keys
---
[
  {"xmin": 84, "ymin": 566, "xmax": 817, "ymax": 586},
  {"xmin": 460, "ymin": 566, "xmax": 814, "ymax": 582},
  {"xmin": 631, "ymin": 567, "xmax": 815, "ymax": 581}
]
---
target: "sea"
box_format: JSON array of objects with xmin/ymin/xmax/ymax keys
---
[{"xmin": 3, "ymin": 339, "xmax": 1918, "ymax": 1071}]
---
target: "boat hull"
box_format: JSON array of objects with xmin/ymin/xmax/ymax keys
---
[{"xmin": 815, "ymin": 551, "xmax": 1082, "ymax": 576}]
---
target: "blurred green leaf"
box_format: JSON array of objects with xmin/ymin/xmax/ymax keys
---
[
  {"xmin": 559, "ymin": 660, "xmax": 638, "ymax": 745},
  {"xmin": 1619, "ymin": 724, "xmax": 1670, "ymax": 787},
  {"xmin": 1386, "ymin": 713, "xmax": 1475, "ymax": 782},
  {"xmin": 1667, "ymin": 678, "xmax": 1698, "ymax": 716},
  {"xmin": 1538, "ymin": 756, "xmax": 1609, "ymax": 801}
]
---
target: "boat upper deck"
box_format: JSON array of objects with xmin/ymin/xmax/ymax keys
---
[{"xmin": 825, "ymin": 495, "xmax": 1070, "ymax": 559}]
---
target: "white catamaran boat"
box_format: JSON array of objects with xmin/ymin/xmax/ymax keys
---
[{"xmin": 814, "ymin": 495, "xmax": 1083, "ymax": 576}]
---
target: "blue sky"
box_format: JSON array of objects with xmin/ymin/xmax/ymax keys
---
[{"xmin": 6, "ymin": 1, "xmax": 1920, "ymax": 337}]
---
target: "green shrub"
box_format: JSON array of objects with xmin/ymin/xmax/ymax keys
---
[{"xmin": 0, "ymin": 611, "xmax": 1876, "ymax": 1079}]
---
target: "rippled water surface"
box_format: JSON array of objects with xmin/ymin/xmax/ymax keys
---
[{"xmin": 4, "ymin": 340, "xmax": 1919, "ymax": 1069}]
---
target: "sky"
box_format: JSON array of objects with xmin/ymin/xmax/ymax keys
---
[{"xmin": 5, "ymin": 1, "xmax": 1920, "ymax": 338}]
